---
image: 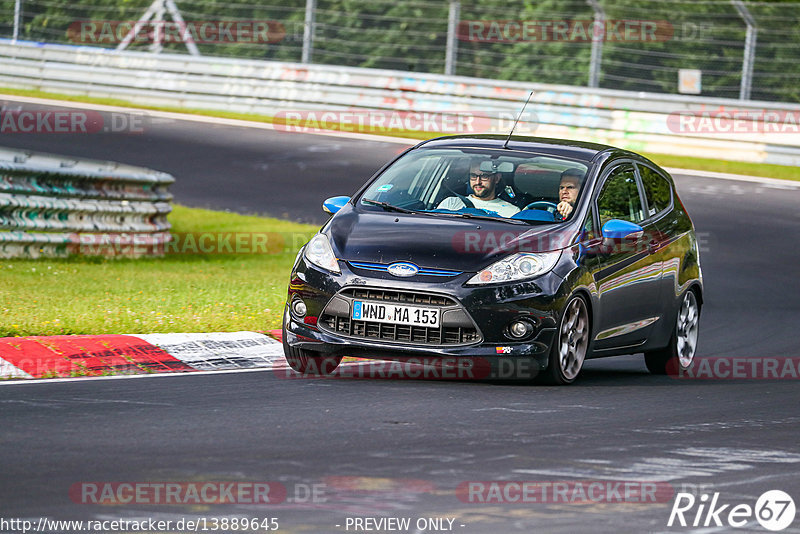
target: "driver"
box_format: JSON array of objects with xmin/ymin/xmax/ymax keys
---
[
  {"xmin": 556, "ymin": 168, "xmax": 583, "ymax": 219},
  {"xmin": 437, "ymin": 161, "xmax": 520, "ymax": 217}
]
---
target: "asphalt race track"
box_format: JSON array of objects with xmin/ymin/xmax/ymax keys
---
[
  {"xmin": 0, "ymin": 100, "xmax": 408, "ymax": 224},
  {"xmin": 2, "ymin": 101, "xmax": 800, "ymax": 533}
]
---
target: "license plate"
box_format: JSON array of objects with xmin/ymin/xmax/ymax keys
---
[{"xmin": 352, "ymin": 300, "xmax": 440, "ymax": 327}]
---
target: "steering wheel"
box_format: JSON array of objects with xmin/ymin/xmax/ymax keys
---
[
  {"xmin": 523, "ymin": 200, "xmax": 559, "ymax": 212},
  {"xmin": 521, "ymin": 200, "xmax": 565, "ymax": 221}
]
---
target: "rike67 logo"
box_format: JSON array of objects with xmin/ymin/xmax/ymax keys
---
[{"xmin": 668, "ymin": 490, "xmax": 796, "ymax": 531}]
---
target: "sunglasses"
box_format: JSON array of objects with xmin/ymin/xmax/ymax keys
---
[{"xmin": 469, "ymin": 173, "xmax": 496, "ymax": 182}]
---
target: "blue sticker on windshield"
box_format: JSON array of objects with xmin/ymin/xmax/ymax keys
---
[{"xmin": 377, "ymin": 184, "xmax": 393, "ymax": 192}]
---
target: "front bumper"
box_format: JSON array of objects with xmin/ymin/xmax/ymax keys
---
[{"xmin": 284, "ymin": 256, "xmax": 570, "ymax": 371}]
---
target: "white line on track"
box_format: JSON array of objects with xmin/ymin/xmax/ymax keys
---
[
  {"xmin": 0, "ymin": 365, "xmax": 277, "ymax": 386},
  {"xmin": 0, "ymin": 361, "xmax": 374, "ymax": 386},
  {"xmin": 665, "ymin": 167, "xmax": 800, "ymax": 188},
  {"xmin": 0, "ymin": 93, "xmax": 417, "ymax": 145}
]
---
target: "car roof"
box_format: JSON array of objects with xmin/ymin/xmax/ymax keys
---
[{"xmin": 417, "ymin": 134, "xmax": 620, "ymax": 163}]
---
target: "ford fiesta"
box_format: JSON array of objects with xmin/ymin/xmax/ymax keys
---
[{"xmin": 282, "ymin": 135, "xmax": 703, "ymax": 384}]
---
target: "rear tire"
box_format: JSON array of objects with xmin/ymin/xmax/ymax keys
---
[
  {"xmin": 645, "ymin": 289, "xmax": 700, "ymax": 375},
  {"xmin": 541, "ymin": 294, "xmax": 590, "ymax": 385}
]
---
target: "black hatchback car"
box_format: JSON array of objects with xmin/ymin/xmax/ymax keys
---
[{"xmin": 282, "ymin": 135, "xmax": 703, "ymax": 384}]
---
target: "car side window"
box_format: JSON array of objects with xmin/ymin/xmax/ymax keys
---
[
  {"xmin": 579, "ymin": 208, "xmax": 597, "ymax": 242},
  {"xmin": 596, "ymin": 165, "xmax": 645, "ymax": 226},
  {"xmin": 639, "ymin": 166, "xmax": 672, "ymax": 218}
]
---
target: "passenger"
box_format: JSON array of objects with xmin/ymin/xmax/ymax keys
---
[
  {"xmin": 556, "ymin": 168, "xmax": 583, "ymax": 219},
  {"xmin": 437, "ymin": 161, "xmax": 520, "ymax": 217}
]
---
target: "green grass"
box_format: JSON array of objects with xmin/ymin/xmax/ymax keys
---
[
  {"xmin": 641, "ymin": 152, "xmax": 800, "ymax": 182},
  {"xmin": 0, "ymin": 205, "xmax": 318, "ymax": 337},
  {"xmin": 3, "ymin": 87, "xmax": 797, "ymax": 180}
]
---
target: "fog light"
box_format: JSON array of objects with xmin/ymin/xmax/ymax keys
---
[
  {"xmin": 291, "ymin": 298, "xmax": 307, "ymax": 318},
  {"xmin": 508, "ymin": 319, "xmax": 533, "ymax": 339}
]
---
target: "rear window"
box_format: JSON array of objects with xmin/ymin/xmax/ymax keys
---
[
  {"xmin": 639, "ymin": 165, "xmax": 672, "ymax": 218},
  {"xmin": 596, "ymin": 165, "xmax": 645, "ymax": 225}
]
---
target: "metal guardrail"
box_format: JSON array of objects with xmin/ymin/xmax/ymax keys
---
[
  {"xmin": 0, "ymin": 146, "xmax": 173, "ymax": 258},
  {"xmin": 1, "ymin": 40, "xmax": 799, "ymax": 166}
]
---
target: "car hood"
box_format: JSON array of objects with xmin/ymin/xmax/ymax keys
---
[{"xmin": 327, "ymin": 206, "xmax": 574, "ymax": 273}]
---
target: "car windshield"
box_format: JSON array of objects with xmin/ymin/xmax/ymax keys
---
[{"xmin": 359, "ymin": 147, "xmax": 589, "ymax": 224}]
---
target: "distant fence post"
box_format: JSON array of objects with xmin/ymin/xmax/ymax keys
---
[
  {"xmin": 445, "ymin": 0, "xmax": 460, "ymax": 76},
  {"xmin": 732, "ymin": 0, "xmax": 757, "ymax": 101},
  {"xmin": 12, "ymin": 0, "xmax": 21, "ymax": 43},
  {"xmin": 302, "ymin": 0, "xmax": 316, "ymax": 64},
  {"xmin": 587, "ymin": 0, "xmax": 604, "ymax": 88}
]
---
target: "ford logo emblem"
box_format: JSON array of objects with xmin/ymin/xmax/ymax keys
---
[{"xmin": 387, "ymin": 262, "xmax": 419, "ymax": 277}]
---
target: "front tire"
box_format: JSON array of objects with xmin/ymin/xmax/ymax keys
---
[
  {"xmin": 542, "ymin": 294, "xmax": 590, "ymax": 385},
  {"xmin": 283, "ymin": 341, "xmax": 342, "ymax": 375},
  {"xmin": 282, "ymin": 318, "xmax": 342, "ymax": 375},
  {"xmin": 645, "ymin": 289, "xmax": 700, "ymax": 375}
]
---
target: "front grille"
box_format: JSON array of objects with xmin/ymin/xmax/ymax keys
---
[
  {"xmin": 348, "ymin": 261, "xmax": 462, "ymax": 278},
  {"xmin": 320, "ymin": 288, "xmax": 481, "ymax": 346},
  {"xmin": 343, "ymin": 287, "xmax": 451, "ymax": 306}
]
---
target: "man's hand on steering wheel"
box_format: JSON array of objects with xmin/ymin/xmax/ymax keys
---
[
  {"xmin": 521, "ymin": 200, "xmax": 572, "ymax": 221},
  {"xmin": 557, "ymin": 201, "xmax": 574, "ymax": 219}
]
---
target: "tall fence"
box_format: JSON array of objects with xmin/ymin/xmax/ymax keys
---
[
  {"xmin": 1, "ymin": 40, "xmax": 799, "ymax": 166},
  {"xmin": 1, "ymin": 0, "xmax": 799, "ymax": 103},
  {"xmin": 0, "ymin": 146, "xmax": 173, "ymax": 258}
]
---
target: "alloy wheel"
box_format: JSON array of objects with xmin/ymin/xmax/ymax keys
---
[
  {"xmin": 676, "ymin": 290, "xmax": 699, "ymax": 368},
  {"xmin": 558, "ymin": 297, "xmax": 589, "ymax": 381}
]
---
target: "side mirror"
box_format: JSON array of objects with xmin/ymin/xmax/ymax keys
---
[
  {"xmin": 599, "ymin": 219, "xmax": 645, "ymax": 255},
  {"xmin": 578, "ymin": 220, "xmax": 644, "ymax": 261},
  {"xmin": 322, "ymin": 196, "xmax": 350, "ymax": 215},
  {"xmin": 601, "ymin": 219, "xmax": 644, "ymax": 240}
]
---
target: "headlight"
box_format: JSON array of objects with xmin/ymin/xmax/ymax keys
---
[
  {"xmin": 466, "ymin": 251, "xmax": 561, "ymax": 285},
  {"xmin": 303, "ymin": 233, "xmax": 341, "ymax": 274}
]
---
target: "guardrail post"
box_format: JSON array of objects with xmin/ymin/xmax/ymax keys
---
[
  {"xmin": 12, "ymin": 0, "xmax": 21, "ymax": 43},
  {"xmin": 732, "ymin": 0, "xmax": 757, "ymax": 101},
  {"xmin": 444, "ymin": 0, "xmax": 460, "ymax": 76},
  {"xmin": 586, "ymin": 0, "xmax": 604, "ymax": 88},
  {"xmin": 302, "ymin": 0, "xmax": 316, "ymax": 64}
]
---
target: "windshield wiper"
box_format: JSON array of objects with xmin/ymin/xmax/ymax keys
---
[
  {"xmin": 361, "ymin": 198, "xmax": 418, "ymax": 214},
  {"xmin": 435, "ymin": 211, "xmax": 529, "ymax": 225}
]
